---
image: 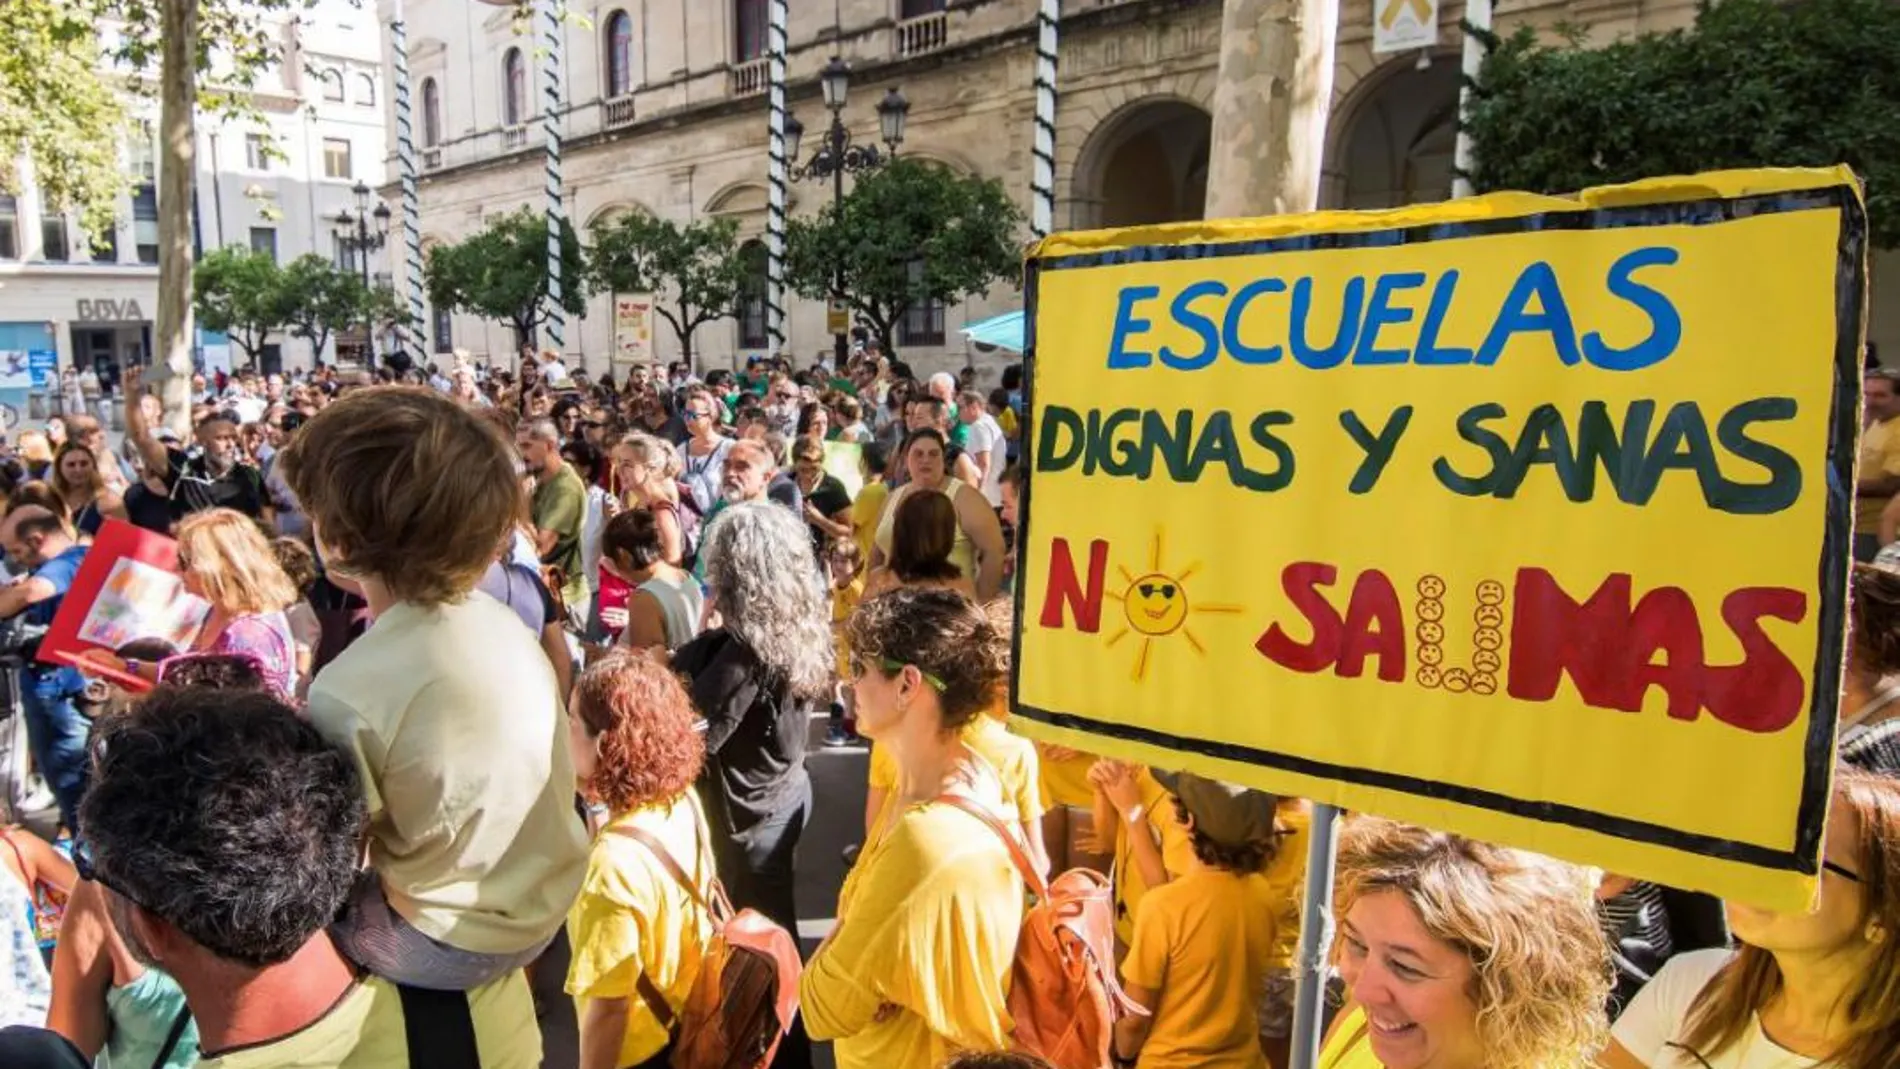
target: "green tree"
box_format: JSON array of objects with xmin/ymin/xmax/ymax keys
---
[
  {"xmin": 785, "ymin": 158, "xmax": 1024, "ymax": 353},
  {"xmin": 427, "ymin": 208, "xmax": 589, "ymax": 352},
  {"xmin": 192, "ymin": 245, "xmax": 287, "ymax": 368},
  {"xmin": 280, "ymin": 254, "xmax": 369, "ymax": 363},
  {"xmin": 590, "ymin": 212, "xmax": 747, "ymax": 368},
  {"xmin": 0, "ymin": 0, "xmax": 127, "ymax": 245},
  {"xmin": 1464, "ymin": 0, "xmax": 1900, "ymax": 246},
  {"xmin": 3, "ymin": 0, "xmax": 309, "ymax": 432}
]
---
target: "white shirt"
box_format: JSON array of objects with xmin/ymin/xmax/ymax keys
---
[
  {"xmin": 541, "ymin": 359, "xmax": 571, "ymax": 386},
  {"xmin": 965, "ymin": 413, "xmax": 1006, "ymax": 506},
  {"xmin": 304, "ymin": 592, "xmax": 588, "ymax": 956},
  {"xmin": 1612, "ymin": 949, "xmax": 1817, "ymax": 1068},
  {"xmin": 579, "ymin": 485, "xmax": 611, "ymax": 592}
]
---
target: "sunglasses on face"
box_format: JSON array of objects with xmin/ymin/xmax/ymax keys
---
[
  {"xmin": 848, "ymin": 654, "xmax": 947, "ymax": 692},
  {"xmin": 74, "ymin": 839, "xmax": 157, "ymax": 918},
  {"xmin": 1139, "ymin": 583, "xmax": 1177, "ymax": 599}
]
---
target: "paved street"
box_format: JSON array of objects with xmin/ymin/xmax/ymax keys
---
[{"xmin": 796, "ymin": 716, "xmax": 869, "ymax": 1069}]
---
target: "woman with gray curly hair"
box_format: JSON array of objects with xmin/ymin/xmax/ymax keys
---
[{"xmin": 670, "ymin": 498, "xmax": 830, "ymax": 1069}]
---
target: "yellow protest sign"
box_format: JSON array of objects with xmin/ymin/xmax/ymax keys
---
[{"xmin": 1012, "ymin": 167, "xmax": 1865, "ymax": 910}]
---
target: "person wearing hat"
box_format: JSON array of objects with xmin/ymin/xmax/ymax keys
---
[{"xmin": 1111, "ymin": 770, "xmax": 1287, "ymax": 1069}]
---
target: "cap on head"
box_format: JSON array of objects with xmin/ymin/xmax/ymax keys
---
[{"xmin": 1151, "ymin": 769, "xmax": 1280, "ymax": 849}]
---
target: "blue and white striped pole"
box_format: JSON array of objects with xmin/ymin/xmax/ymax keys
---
[
  {"xmin": 1031, "ymin": 0, "xmax": 1058, "ymax": 237},
  {"xmin": 539, "ymin": 0, "xmax": 565, "ymax": 354},
  {"xmin": 766, "ymin": 0, "xmax": 790, "ymax": 359},
  {"xmin": 390, "ymin": 0, "xmax": 425, "ymax": 366}
]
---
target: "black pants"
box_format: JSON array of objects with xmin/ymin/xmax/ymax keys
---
[{"xmin": 714, "ymin": 777, "xmax": 813, "ymax": 1069}]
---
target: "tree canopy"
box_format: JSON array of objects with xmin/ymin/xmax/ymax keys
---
[
  {"xmin": 785, "ymin": 158, "xmax": 1024, "ymax": 353},
  {"xmin": 1465, "ymin": 0, "xmax": 1900, "ymax": 246},
  {"xmin": 590, "ymin": 212, "xmax": 748, "ymax": 366},
  {"xmin": 193, "ymin": 245, "xmax": 286, "ymax": 365},
  {"xmin": 427, "ymin": 208, "xmax": 589, "ymax": 350}
]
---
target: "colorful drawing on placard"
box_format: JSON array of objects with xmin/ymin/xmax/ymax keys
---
[{"xmin": 76, "ymin": 557, "xmax": 210, "ymax": 652}]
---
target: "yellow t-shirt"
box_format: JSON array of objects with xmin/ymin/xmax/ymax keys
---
[
  {"xmin": 197, "ymin": 971, "xmax": 541, "ymax": 1068},
  {"xmin": 1317, "ymin": 1006, "xmax": 1383, "ymax": 1069},
  {"xmin": 834, "ymin": 576, "xmax": 864, "ymax": 679},
  {"xmin": 305, "ymin": 592, "xmax": 590, "ymax": 956},
  {"xmin": 853, "ymin": 481, "xmax": 891, "ymax": 564},
  {"xmin": 1037, "ymin": 746, "xmax": 1098, "ymax": 810},
  {"xmin": 1122, "ymin": 869, "xmax": 1279, "ymax": 1069},
  {"xmin": 1260, "ymin": 800, "xmax": 1310, "ymax": 971},
  {"xmin": 1859, "ymin": 416, "xmax": 1900, "ymax": 533},
  {"xmin": 801, "ymin": 783, "xmax": 1026, "ymax": 1069},
  {"xmin": 867, "ymin": 716, "xmax": 1044, "ymax": 824},
  {"xmin": 565, "ymin": 794, "xmax": 718, "ymax": 1069},
  {"xmin": 1112, "ymin": 768, "xmax": 1197, "ymax": 945}
]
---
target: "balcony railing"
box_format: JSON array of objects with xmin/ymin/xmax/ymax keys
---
[
  {"xmin": 422, "ymin": 147, "xmax": 443, "ymax": 170},
  {"xmin": 730, "ymin": 57, "xmax": 768, "ymax": 97},
  {"xmin": 602, "ymin": 95, "xmax": 637, "ymax": 128},
  {"xmin": 895, "ymin": 11, "xmax": 949, "ymax": 57},
  {"xmin": 501, "ymin": 125, "xmax": 529, "ymax": 150}
]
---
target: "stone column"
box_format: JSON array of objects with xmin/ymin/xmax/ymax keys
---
[{"xmin": 1203, "ymin": 0, "xmax": 1340, "ymax": 219}]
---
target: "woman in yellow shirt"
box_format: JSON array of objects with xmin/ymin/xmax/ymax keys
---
[
  {"xmin": 565, "ymin": 652, "xmax": 719, "ymax": 1069},
  {"xmin": 1318, "ymin": 818, "xmax": 1610, "ymax": 1069},
  {"xmin": 803, "ymin": 587, "xmax": 1027, "ymax": 1069}
]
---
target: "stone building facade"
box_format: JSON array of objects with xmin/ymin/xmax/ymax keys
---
[
  {"xmin": 387, "ymin": 0, "xmax": 1896, "ymax": 377},
  {"xmin": 0, "ymin": 0, "xmax": 390, "ymax": 384}
]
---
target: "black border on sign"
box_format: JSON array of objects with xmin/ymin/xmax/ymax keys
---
[{"xmin": 1009, "ymin": 184, "xmax": 1865, "ymax": 876}]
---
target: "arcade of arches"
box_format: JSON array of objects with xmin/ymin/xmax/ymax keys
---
[{"xmin": 1072, "ymin": 56, "xmax": 1461, "ymax": 228}]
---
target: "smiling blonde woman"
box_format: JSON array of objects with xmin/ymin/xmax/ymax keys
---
[{"xmin": 1320, "ymin": 818, "xmax": 1612, "ymax": 1069}]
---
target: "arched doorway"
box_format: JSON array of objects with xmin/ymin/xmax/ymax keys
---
[
  {"xmin": 1072, "ymin": 99, "xmax": 1212, "ymax": 229},
  {"xmin": 1330, "ymin": 56, "xmax": 1460, "ymax": 209}
]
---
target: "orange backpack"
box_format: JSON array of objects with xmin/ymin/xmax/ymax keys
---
[
  {"xmin": 609, "ymin": 822, "xmax": 803, "ymax": 1069},
  {"xmin": 936, "ymin": 795, "xmax": 1147, "ymax": 1069}
]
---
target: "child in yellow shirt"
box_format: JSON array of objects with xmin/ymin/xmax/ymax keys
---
[
  {"xmin": 825, "ymin": 538, "xmax": 866, "ymax": 747},
  {"xmin": 1113, "ymin": 771, "xmax": 1285, "ymax": 1069}
]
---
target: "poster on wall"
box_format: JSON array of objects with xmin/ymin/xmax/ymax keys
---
[
  {"xmin": 614, "ymin": 294, "xmax": 655, "ymax": 365},
  {"xmin": 27, "ymin": 350, "xmax": 57, "ymax": 391},
  {"xmin": 1373, "ymin": 0, "xmax": 1440, "ymax": 53},
  {"xmin": 0, "ymin": 351, "xmax": 32, "ymax": 392},
  {"xmin": 1014, "ymin": 166, "xmax": 1864, "ymax": 911}
]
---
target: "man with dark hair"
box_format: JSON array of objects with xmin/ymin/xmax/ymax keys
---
[
  {"xmin": 1859, "ymin": 366, "xmax": 1900, "ymax": 561},
  {"xmin": 123, "ymin": 365, "xmax": 270, "ymax": 526},
  {"xmin": 0, "ymin": 505, "xmax": 90, "ymax": 830},
  {"xmin": 80, "ymin": 685, "xmax": 541, "ymax": 1066}
]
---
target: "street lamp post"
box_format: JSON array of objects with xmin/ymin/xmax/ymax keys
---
[
  {"xmin": 332, "ymin": 180, "xmax": 392, "ymax": 369},
  {"xmin": 786, "ymin": 57, "xmax": 908, "ymax": 367}
]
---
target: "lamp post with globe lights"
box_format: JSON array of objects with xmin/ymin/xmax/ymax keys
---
[
  {"xmin": 332, "ymin": 179, "xmax": 391, "ymax": 368},
  {"xmin": 785, "ymin": 57, "xmax": 908, "ymax": 366}
]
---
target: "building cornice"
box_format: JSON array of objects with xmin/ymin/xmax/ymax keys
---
[{"xmin": 401, "ymin": 0, "xmax": 1215, "ymax": 192}]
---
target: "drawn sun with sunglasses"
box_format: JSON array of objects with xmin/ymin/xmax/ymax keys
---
[{"xmin": 1103, "ymin": 529, "xmax": 1243, "ymax": 682}]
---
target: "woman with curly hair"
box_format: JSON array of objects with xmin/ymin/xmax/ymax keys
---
[
  {"xmin": 802, "ymin": 586, "xmax": 1026, "ymax": 1069},
  {"xmin": 1320, "ymin": 818, "xmax": 1611, "ymax": 1069},
  {"xmin": 1111, "ymin": 770, "xmax": 1287, "ymax": 1069},
  {"xmin": 1603, "ymin": 772, "xmax": 1900, "ymax": 1069},
  {"xmin": 565, "ymin": 652, "xmax": 716, "ymax": 1069},
  {"xmin": 671, "ymin": 499, "xmax": 832, "ymax": 1069}
]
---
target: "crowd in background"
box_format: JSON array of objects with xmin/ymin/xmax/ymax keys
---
[{"xmin": 0, "ymin": 349, "xmax": 1889, "ymax": 1069}]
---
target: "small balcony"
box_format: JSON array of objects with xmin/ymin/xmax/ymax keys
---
[
  {"xmin": 730, "ymin": 57, "xmax": 768, "ymax": 97},
  {"xmin": 895, "ymin": 11, "xmax": 949, "ymax": 57},
  {"xmin": 501, "ymin": 125, "xmax": 529, "ymax": 150},
  {"xmin": 422, "ymin": 147, "xmax": 443, "ymax": 170},
  {"xmin": 602, "ymin": 95, "xmax": 637, "ymax": 128}
]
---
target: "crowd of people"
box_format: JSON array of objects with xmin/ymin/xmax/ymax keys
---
[{"xmin": 0, "ymin": 346, "xmax": 1892, "ymax": 1069}]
